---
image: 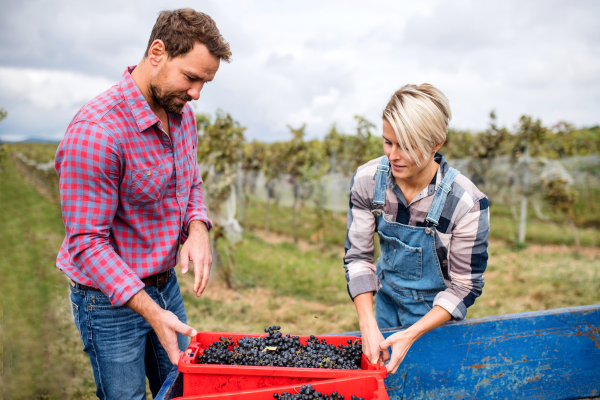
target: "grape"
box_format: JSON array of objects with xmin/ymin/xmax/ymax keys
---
[
  {"xmin": 271, "ymin": 384, "xmax": 368, "ymax": 400},
  {"xmin": 197, "ymin": 326, "xmax": 363, "ymax": 370}
]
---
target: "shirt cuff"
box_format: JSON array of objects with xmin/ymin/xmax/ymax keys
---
[
  {"xmin": 433, "ymin": 291, "xmax": 468, "ymax": 321},
  {"xmin": 104, "ymin": 276, "xmax": 145, "ymax": 307},
  {"xmin": 181, "ymin": 217, "xmax": 213, "ymax": 244},
  {"xmin": 348, "ymin": 274, "xmax": 381, "ymax": 300},
  {"xmin": 184, "ymin": 217, "xmax": 213, "ymax": 234}
]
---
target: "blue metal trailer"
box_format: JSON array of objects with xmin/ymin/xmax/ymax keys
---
[{"xmin": 156, "ymin": 304, "xmax": 600, "ymax": 399}]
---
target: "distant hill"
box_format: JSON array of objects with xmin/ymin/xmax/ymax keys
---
[{"xmin": 3, "ymin": 137, "xmax": 60, "ymax": 144}]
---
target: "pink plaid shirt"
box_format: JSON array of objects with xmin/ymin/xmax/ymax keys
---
[{"xmin": 55, "ymin": 66, "xmax": 212, "ymax": 306}]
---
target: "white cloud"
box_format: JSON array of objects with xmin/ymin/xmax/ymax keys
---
[
  {"xmin": 1, "ymin": 0, "xmax": 599, "ymax": 142},
  {"xmin": 0, "ymin": 134, "xmax": 27, "ymax": 142},
  {"xmin": 0, "ymin": 67, "xmax": 113, "ymax": 111},
  {"xmin": 0, "ymin": 67, "xmax": 113, "ymax": 139}
]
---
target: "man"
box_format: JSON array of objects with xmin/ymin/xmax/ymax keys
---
[{"xmin": 54, "ymin": 9, "xmax": 231, "ymax": 399}]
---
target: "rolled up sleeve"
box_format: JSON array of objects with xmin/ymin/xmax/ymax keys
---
[
  {"xmin": 56, "ymin": 120, "xmax": 143, "ymax": 306},
  {"xmin": 433, "ymin": 197, "xmax": 489, "ymax": 320},
  {"xmin": 344, "ymin": 172, "xmax": 381, "ymax": 299}
]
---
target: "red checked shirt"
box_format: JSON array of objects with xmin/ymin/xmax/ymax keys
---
[{"xmin": 55, "ymin": 66, "xmax": 212, "ymax": 306}]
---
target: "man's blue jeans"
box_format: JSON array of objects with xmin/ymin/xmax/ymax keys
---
[{"xmin": 69, "ymin": 270, "xmax": 188, "ymax": 400}]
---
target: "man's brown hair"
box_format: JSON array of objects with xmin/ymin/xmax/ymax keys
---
[{"xmin": 145, "ymin": 8, "xmax": 232, "ymax": 62}]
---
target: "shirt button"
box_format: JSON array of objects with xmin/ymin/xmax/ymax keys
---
[
  {"xmin": 147, "ymin": 171, "xmax": 152, "ymax": 176},
  {"xmin": 177, "ymin": 191, "xmax": 181, "ymax": 197}
]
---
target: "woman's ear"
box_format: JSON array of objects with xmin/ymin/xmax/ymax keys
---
[{"xmin": 433, "ymin": 139, "xmax": 446, "ymax": 153}]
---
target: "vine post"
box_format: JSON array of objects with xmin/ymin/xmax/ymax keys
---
[{"xmin": 196, "ymin": 110, "xmax": 245, "ymax": 289}]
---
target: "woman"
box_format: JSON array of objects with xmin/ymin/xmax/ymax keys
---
[{"xmin": 344, "ymin": 83, "xmax": 489, "ymax": 374}]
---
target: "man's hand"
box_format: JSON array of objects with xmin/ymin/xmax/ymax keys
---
[
  {"xmin": 180, "ymin": 221, "xmax": 212, "ymax": 296},
  {"xmin": 127, "ymin": 290, "xmax": 197, "ymax": 365},
  {"xmin": 151, "ymin": 308, "xmax": 196, "ymax": 365}
]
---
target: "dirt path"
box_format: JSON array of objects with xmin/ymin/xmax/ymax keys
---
[
  {"xmin": 251, "ymin": 227, "xmax": 346, "ymax": 258},
  {"xmin": 252, "ymin": 228, "xmax": 600, "ymax": 260}
]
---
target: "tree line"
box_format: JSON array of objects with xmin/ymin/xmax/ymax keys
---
[{"xmin": 197, "ymin": 110, "xmax": 599, "ymax": 270}]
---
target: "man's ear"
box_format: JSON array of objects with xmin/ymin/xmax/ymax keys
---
[{"xmin": 147, "ymin": 39, "xmax": 166, "ymax": 66}]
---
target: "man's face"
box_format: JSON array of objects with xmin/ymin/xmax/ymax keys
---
[{"xmin": 149, "ymin": 42, "xmax": 220, "ymax": 114}]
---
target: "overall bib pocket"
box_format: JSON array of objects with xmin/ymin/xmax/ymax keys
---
[{"xmin": 379, "ymin": 231, "xmax": 423, "ymax": 280}]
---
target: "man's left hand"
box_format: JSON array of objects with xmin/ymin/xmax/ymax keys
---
[{"xmin": 180, "ymin": 221, "xmax": 212, "ymax": 296}]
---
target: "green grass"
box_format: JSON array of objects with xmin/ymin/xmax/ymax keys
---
[
  {"xmin": 244, "ymin": 198, "xmax": 348, "ymax": 246},
  {"xmin": 1, "ymin": 156, "xmax": 96, "ymax": 399},
  {"xmin": 234, "ymin": 234, "xmax": 348, "ymax": 304},
  {"xmin": 8, "ymin": 142, "xmax": 59, "ymax": 163},
  {"xmin": 468, "ymin": 240, "xmax": 600, "ymax": 318},
  {"xmin": 243, "ymin": 198, "xmax": 599, "ymax": 247},
  {"xmin": 2, "ymin": 154, "xmax": 599, "ymax": 398},
  {"xmin": 489, "ymin": 215, "xmax": 598, "ymax": 247}
]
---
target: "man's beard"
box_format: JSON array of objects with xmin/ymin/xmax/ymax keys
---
[{"xmin": 148, "ymin": 83, "xmax": 193, "ymax": 114}]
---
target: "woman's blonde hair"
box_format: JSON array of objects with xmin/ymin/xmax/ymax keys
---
[{"xmin": 382, "ymin": 83, "xmax": 451, "ymax": 166}]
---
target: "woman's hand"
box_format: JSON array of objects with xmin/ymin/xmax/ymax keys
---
[
  {"xmin": 380, "ymin": 305, "xmax": 452, "ymax": 374},
  {"xmin": 361, "ymin": 324, "xmax": 389, "ymax": 365},
  {"xmin": 379, "ymin": 330, "xmax": 416, "ymax": 373},
  {"xmin": 353, "ymin": 292, "xmax": 390, "ymax": 365}
]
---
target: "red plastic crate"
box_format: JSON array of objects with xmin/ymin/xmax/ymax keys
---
[
  {"xmin": 172, "ymin": 375, "xmax": 389, "ymax": 400},
  {"xmin": 179, "ymin": 332, "xmax": 387, "ymax": 396}
]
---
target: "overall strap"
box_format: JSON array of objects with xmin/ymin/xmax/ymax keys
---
[
  {"xmin": 373, "ymin": 156, "xmax": 390, "ymax": 206},
  {"xmin": 425, "ymin": 167, "xmax": 460, "ymax": 227}
]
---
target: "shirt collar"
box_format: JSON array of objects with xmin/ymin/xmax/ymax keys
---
[
  {"xmin": 118, "ymin": 66, "xmax": 162, "ymax": 133},
  {"xmin": 386, "ymin": 152, "xmax": 450, "ymax": 205},
  {"xmin": 429, "ymin": 152, "xmax": 450, "ymax": 195}
]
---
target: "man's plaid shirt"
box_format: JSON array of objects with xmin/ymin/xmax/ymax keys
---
[{"xmin": 55, "ymin": 66, "xmax": 211, "ymax": 306}]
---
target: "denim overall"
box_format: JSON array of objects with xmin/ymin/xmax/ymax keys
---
[{"xmin": 373, "ymin": 156, "xmax": 460, "ymax": 329}]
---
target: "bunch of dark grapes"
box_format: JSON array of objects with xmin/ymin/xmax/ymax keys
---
[
  {"xmin": 197, "ymin": 325, "xmax": 363, "ymax": 369},
  {"xmin": 273, "ymin": 384, "xmax": 367, "ymax": 400}
]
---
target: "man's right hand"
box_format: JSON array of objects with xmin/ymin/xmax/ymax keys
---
[
  {"xmin": 126, "ymin": 289, "xmax": 197, "ymax": 365},
  {"xmin": 149, "ymin": 308, "xmax": 197, "ymax": 365}
]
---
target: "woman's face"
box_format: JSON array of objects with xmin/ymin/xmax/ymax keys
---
[{"xmin": 382, "ymin": 119, "xmax": 440, "ymax": 182}]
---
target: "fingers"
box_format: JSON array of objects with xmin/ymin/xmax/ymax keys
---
[
  {"xmin": 379, "ymin": 337, "xmax": 398, "ymax": 372},
  {"xmin": 162, "ymin": 335, "xmax": 182, "ymax": 365},
  {"xmin": 180, "ymin": 245, "xmax": 189, "ymax": 275},
  {"xmin": 167, "ymin": 346, "xmax": 181, "ymax": 365},
  {"xmin": 379, "ymin": 338, "xmax": 390, "ymax": 352},
  {"xmin": 174, "ymin": 320, "xmax": 198, "ymax": 337},
  {"xmin": 368, "ymin": 350, "xmax": 380, "ymax": 365},
  {"xmin": 381, "ymin": 346, "xmax": 391, "ymax": 362},
  {"xmin": 362, "ymin": 341, "xmax": 381, "ymax": 364},
  {"xmin": 386, "ymin": 348, "xmax": 403, "ymax": 374},
  {"xmin": 193, "ymin": 257, "xmax": 202, "ymax": 295},
  {"xmin": 153, "ymin": 311, "xmax": 194, "ymax": 365},
  {"xmin": 198, "ymin": 258, "xmax": 211, "ymax": 295},
  {"xmin": 377, "ymin": 338, "xmax": 390, "ymax": 365}
]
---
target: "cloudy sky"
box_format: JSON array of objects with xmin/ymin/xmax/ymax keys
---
[{"xmin": 0, "ymin": 0, "xmax": 599, "ymax": 142}]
